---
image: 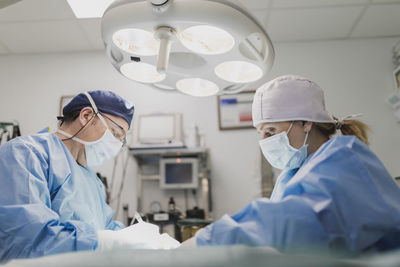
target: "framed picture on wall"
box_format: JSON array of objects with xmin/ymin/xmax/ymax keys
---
[
  {"xmin": 217, "ymin": 90, "xmax": 255, "ymax": 130},
  {"xmin": 59, "ymin": 95, "xmax": 75, "ymax": 116},
  {"xmin": 394, "ymin": 65, "xmax": 400, "ymax": 89}
]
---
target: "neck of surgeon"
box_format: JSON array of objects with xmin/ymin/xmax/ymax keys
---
[
  {"xmin": 306, "ymin": 124, "xmax": 329, "ymax": 156},
  {"xmin": 55, "ymin": 126, "xmax": 88, "ymax": 167},
  {"xmin": 54, "ymin": 107, "xmax": 99, "ymax": 167}
]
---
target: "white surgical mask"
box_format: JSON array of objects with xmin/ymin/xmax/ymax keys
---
[
  {"xmin": 259, "ymin": 122, "xmax": 309, "ymax": 170},
  {"xmin": 57, "ymin": 92, "xmax": 123, "ymax": 167}
]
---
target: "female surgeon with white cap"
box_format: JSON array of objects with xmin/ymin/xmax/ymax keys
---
[{"xmin": 191, "ymin": 75, "xmax": 400, "ymax": 255}]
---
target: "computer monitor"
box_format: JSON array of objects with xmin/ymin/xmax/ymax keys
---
[
  {"xmin": 139, "ymin": 114, "xmax": 175, "ymax": 143},
  {"xmin": 132, "ymin": 113, "xmax": 184, "ymax": 148},
  {"xmin": 160, "ymin": 158, "xmax": 198, "ymax": 189}
]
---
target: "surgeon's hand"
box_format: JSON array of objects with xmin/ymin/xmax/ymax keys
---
[{"xmin": 97, "ymin": 221, "xmax": 180, "ymax": 251}]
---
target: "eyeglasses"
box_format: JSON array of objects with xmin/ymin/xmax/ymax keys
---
[{"xmin": 99, "ymin": 112, "xmax": 127, "ymax": 146}]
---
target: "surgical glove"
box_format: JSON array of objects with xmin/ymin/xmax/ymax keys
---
[{"xmin": 97, "ymin": 221, "xmax": 180, "ymax": 251}]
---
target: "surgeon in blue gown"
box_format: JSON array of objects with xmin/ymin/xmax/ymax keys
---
[
  {"xmin": 0, "ymin": 91, "xmax": 145, "ymax": 261},
  {"xmin": 191, "ymin": 75, "xmax": 400, "ymax": 254}
]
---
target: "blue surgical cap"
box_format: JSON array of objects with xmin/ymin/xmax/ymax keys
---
[{"xmin": 62, "ymin": 90, "xmax": 135, "ymax": 128}]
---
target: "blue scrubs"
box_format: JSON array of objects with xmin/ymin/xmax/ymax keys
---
[
  {"xmin": 196, "ymin": 136, "xmax": 400, "ymax": 254},
  {"xmin": 0, "ymin": 133, "xmax": 124, "ymax": 261}
]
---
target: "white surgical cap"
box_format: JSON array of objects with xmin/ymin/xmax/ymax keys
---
[{"xmin": 252, "ymin": 75, "xmax": 335, "ymax": 127}]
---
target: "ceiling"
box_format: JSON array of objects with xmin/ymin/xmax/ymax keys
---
[{"xmin": 0, "ymin": 0, "xmax": 399, "ymax": 55}]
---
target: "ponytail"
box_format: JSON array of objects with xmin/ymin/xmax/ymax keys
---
[
  {"xmin": 338, "ymin": 118, "xmax": 369, "ymax": 145},
  {"xmin": 314, "ymin": 116, "xmax": 370, "ymax": 145}
]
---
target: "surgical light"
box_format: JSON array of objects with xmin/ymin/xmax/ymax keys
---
[
  {"xmin": 112, "ymin": 29, "xmax": 159, "ymax": 56},
  {"xmin": 179, "ymin": 25, "xmax": 235, "ymax": 55},
  {"xmin": 154, "ymin": 83, "xmax": 175, "ymax": 90},
  {"xmin": 101, "ymin": 0, "xmax": 275, "ymax": 96},
  {"xmin": 215, "ymin": 61, "xmax": 263, "ymax": 83},
  {"xmin": 176, "ymin": 78, "xmax": 219, "ymax": 97},
  {"xmin": 120, "ymin": 62, "xmax": 166, "ymax": 83}
]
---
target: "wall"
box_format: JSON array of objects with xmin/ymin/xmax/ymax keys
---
[{"xmin": 0, "ymin": 37, "xmax": 399, "ymax": 222}]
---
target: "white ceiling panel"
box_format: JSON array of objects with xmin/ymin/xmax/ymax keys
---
[
  {"xmin": 267, "ymin": 6, "xmax": 365, "ymax": 42},
  {"xmin": 78, "ymin": 19, "xmax": 105, "ymax": 50},
  {"xmin": 0, "ymin": 0, "xmax": 397, "ymax": 54},
  {"xmin": 371, "ymin": 0, "xmax": 400, "ymax": 3},
  {"xmin": 0, "ymin": 21, "xmax": 92, "ymax": 53},
  {"xmin": 273, "ymin": 0, "xmax": 368, "ymax": 8},
  {"xmin": 239, "ymin": 0, "xmax": 270, "ymax": 9},
  {"xmin": 249, "ymin": 9, "xmax": 269, "ymax": 28},
  {"xmin": 352, "ymin": 4, "xmax": 400, "ymax": 37},
  {"xmin": 0, "ymin": 0, "xmax": 75, "ymax": 22},
  {"xmin": 0, "ymin": 41, "xmax": 10, "ymax": 54}
]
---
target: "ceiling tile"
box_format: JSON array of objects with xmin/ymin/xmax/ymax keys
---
[
  {"xmin": 249, "ymin": 9, "xmax": 269, "ymax": 28},
  {"xmin": 371, "ymin": 0, "xmax": 400, "ymax": 3},
  {"xmin": 0, "ymin": 21, "xmax": 92, "ymax": 53},
  {"xmin": 239, "ymin": 0, "xmax": 270, "ymax": 9},
  {"xmin": 78, "ymin": 19, "xmax": 105, "ymax": 50},
  {"xmin": 0, "ymin": 0, "xmax": 75, "ymax": 22},
  {"xmin": 352, "ymin": 4, "xmax": 400, "ymax": 37},
  {"xmin": 0, "ymin": 41, "xmax": 10, "ymax": 54},
  {"xmin": 273, "ymin": 0, "xmax": 368, "ymax": 8},
  {"xmin": 267, "ymin": 6, "xmax": 365, "ymax": 42},
  {"xmin": 0, "ymin": 0, "xmax": 22, "ymax": 10}
]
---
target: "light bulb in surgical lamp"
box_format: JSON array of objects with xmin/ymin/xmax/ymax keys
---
[
  {"xmin": 113, "ymin": 29, "xmax": 159, "ymax": 56},
  {"xmin": 215, "ymin": 61, "xmax": 263, "ymax": 83},
  {"xmin": 176, "ymin": 78, "xmax": 219, "ymax": 97},
  {"xmin": 120, "ymin": 62, "xmax": 166, "ymax": 83},
  {"xmin": 179, "ymin": 25, "xmax": 235, "ymax": 55}
]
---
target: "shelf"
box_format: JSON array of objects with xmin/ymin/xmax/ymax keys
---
[
  {"xmin": 140, "ymin": 175, "xmax": 161, "ymax": 181},
  {"xmin": 129, "ymin": 146, "xmax": 208, "ymax": 157}
]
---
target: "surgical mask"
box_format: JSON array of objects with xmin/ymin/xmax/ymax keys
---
[
  {"xmin": 259, "ymin": 122, "xmax": 309, "ymax": 170},
  {"xmin": 57, "ymin": 92, "xmax": 123, "ymax": 167}
]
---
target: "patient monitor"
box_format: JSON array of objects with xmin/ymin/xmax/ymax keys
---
[
  {"xmin": 160, "ymin": 158, "xmax": 199, "ymax": 189},
  {"xmin": 131, "ymin": 113, "xmax": 184, "ymax": 148}
]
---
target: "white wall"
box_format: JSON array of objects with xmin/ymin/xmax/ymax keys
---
[{"xmin": 0, "ymin": 37, "xmax": 399, "ymax": 222}]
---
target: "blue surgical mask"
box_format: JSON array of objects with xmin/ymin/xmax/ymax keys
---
[
  {"xmin": 259, "ymin": 122, "xmax": 309, "ymax": 170},
  {"xmin": 57, "ymin": 92, "xmax": 123, "ymax": 167}
]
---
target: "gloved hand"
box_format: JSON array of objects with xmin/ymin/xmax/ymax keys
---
[{"xmin": 97, "ymin": 221, "xmax": 181, "ymax": 251}]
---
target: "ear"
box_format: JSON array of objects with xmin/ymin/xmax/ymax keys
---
[
  {"xmin": 304, "ymin": 121, "xmax": 313, "ymax": 133},
  {"xmin": 78, "ymin": 107, "xmax": 95, "ymax": 127}
]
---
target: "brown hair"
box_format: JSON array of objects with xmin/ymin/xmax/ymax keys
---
[
  {"xmin": 313, "ymin": 116, "xmax": 370, "ymax": 145},
  {"xmin": 57, "ymin": 110, "xmax": 81, "ymax": 127}
]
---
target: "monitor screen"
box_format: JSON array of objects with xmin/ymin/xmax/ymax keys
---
[
  {"xmin": 165, "ymin": 163, "xmax": 193, "ymax": 184},
  {"xmin": 139, "ymin": 115, "xmax": 175, "ymax": 142}
]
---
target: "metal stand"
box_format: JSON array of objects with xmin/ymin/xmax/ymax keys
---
[
  {"xmin": 0, "ymin": 121, "xmax": 21, "ymax": 145},
  {"xmin": 129, "ymin": 147, "xmax": 212, "ymax": 220}
]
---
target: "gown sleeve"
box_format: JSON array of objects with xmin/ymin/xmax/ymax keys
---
[
  {"xmin": 195, "ymin": 195, "xmax": 329, "ymax": 252},
  {"xmin": 104, "ymin": 204, "xmax": 125, "ymax": 230},
  {"xmin": 0, "ymin": 140, "xmax": 98, "ymax": 261}
]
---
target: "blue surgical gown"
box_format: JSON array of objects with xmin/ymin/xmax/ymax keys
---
[
  {"xmin": 0, "ymin": 133, "xmax": 124, "ymax": 261},
  {"xmin": 196, "ymin": 136, "xmax": 400, "ymax": 254}
]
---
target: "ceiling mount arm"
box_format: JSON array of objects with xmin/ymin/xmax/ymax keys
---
[{"xmin": 154, "ymin": 26, "xmax": 176, "ymax": 74}]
